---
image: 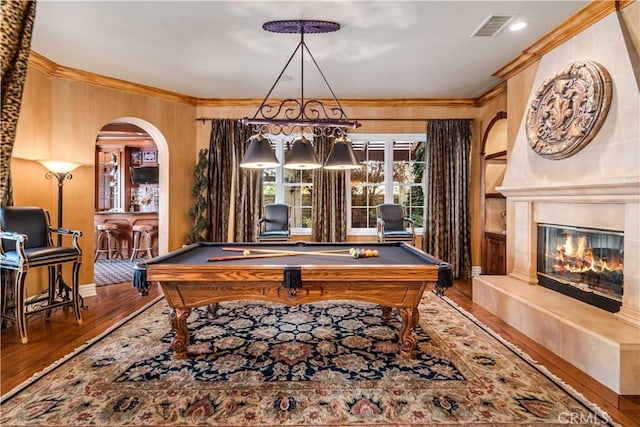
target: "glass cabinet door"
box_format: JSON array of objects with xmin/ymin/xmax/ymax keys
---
[{"xmin": 96, "ymin": 149, "xmax": 122, "ymax": 211}]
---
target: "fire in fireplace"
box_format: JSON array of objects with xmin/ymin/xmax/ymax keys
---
[{"xmin": 537, "ymin": 223, "xmax": 623, "ymax": 312}]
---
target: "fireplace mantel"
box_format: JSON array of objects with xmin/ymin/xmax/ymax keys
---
[{"xmin": 497, "ymin": 178, "xmax": 640, "ymax": 200}]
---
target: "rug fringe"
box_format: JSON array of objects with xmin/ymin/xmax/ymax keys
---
[
  {"xmin": 0, "ymin": 295, "xmax": 165, "ymax": 404},
  {"xmin": 435, "ymin": 293, "xmax": 620, "ymax": 427}
]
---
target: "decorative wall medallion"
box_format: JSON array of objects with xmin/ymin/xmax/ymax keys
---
[{"xmin": 525, "ymin": 61, "xmax": 612, "ymax": 160}]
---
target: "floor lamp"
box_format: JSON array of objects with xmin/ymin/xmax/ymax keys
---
[{"xmin": 37, "ymin": 160, "xmax": 82, "ymax": 299}]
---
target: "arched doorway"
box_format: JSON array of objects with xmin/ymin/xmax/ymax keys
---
[
  {"xmin": 95, "ymin": 117, "xmax": 169, "ymax": 282},
  {"xmin": 110, "ymin": 117, "xmax": 169, "ymax": 256}
]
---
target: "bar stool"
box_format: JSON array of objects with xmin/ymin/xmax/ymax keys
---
[
  {"xmin": 130, "ymin": 224, "xmax": 155, "ymax": 261},
  {"xmin": 94, "ymin": 223, "xmax": 122, "ymax": 261}
]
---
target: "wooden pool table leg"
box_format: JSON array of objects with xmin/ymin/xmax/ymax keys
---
[
  {"xmin": 169, "ymin": 307, "xmax": 191, "ymax": 359},
  {"xmin": 399, "ymin": 307, "xmax": 420, "ymax": 359}
]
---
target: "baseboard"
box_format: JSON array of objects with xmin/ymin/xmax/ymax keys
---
[{"xmin": 79, "ymin": 283, "xmax": 97, "ymax": 299}]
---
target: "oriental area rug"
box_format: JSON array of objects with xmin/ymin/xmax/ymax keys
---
[{"xmin": 1, "ymin": 292, "xmax": 616, "ymax": 426}]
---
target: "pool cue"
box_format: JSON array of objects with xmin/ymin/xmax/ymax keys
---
[
  {"xmin": 208, "ymin": 252, "xmax": 299, "ymax": 262},
  {"xmin": 221, "ymin": 247, "xmax": 352, "ymax": 257}
]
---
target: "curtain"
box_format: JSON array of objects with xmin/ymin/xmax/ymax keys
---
[
  {"xmin": 311, "ymin": 134, "xmax": 348, "ymax": 242},
  {"xmin": 423, "ymin": 119, "xmax": 472, "ymax": 279},
  {"xmin": 232, "ymin": 121, "xmax": 261, "ymax": 242},
  {"xmin": 1, "ymin": 0, "xmax": 36, "ymax": 207},
  {"xmin": 206, "ymin": 119, "xmax": 260, "ymax": 242},
  {"xmin": 207, "ymin": 120, "xmax": 235, "ymax": 242}
]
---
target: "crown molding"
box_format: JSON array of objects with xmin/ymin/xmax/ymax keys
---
[
  {"xmin": 195, "ymin": 98, "xmax": 477, "ymax": 108},
  {"xmin": 29, "ymin": 51, "xmax": 197, "ymax": 106},
  {"xmin": 475, "ymin": 82, "xmax": 508, "ymax": 107},
  {"xmin": 494, "ymin": 0, "xmax": 618, "ymax": 81}
]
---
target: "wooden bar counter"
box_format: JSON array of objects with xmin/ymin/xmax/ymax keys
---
[{"xmin": 94, "ymin": 212, "xmax": 158, "ymax": 258}]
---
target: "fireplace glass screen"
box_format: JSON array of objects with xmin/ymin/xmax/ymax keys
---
[{"xmin": 537, "ymin": 223, "xmax": 623, "ymax": 312}]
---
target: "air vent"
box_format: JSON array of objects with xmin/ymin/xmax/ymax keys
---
[{"xmin": 471, "ymin": 14, "xmax": 515, "ymax": 38}]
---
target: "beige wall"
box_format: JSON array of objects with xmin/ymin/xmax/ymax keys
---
[
  {"xmin": 11, "ymin": 54, "xmax": 508, "ymax": 292},
  {"xmin": 13, "ymin": 66, "xmax": 197, "ymax": 287}
]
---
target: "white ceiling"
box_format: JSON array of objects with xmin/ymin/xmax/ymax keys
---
[{"xmin": 31, "ymin": 1, "xmax": 589, "ymax": 100}]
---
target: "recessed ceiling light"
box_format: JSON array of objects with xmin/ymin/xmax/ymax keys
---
[{"xmin": 510, "ymin": 21, "xmax": 527, "ymax": 31}]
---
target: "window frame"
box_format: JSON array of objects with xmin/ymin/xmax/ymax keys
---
[
  {"xmin": 347, "ymin": 133, "xmax": 426, "ymax": 236},
  {"xmin": 260, "ymin": 133, "xmax": 314, "ymax": 235}
]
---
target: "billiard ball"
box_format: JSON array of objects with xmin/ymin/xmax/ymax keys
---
[{"xmin": 243, "ymin": 249, "xmax": 251, "ymax": 256}]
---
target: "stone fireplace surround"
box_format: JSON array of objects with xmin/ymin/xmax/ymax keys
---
[{"xmin": 473, "ymin": 11, "xmax": 639, "ymax": 398}]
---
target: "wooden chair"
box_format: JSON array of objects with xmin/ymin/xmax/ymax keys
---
[
  {"xmin": 376, "ymin": 203, "xmax": 416, "ymax": 246},
  {"xmin": 0, "ymin": 206, "xmax": 83, "ymax": 343},
  {"xmin": 257, "ymin": 203, "xmax": 291, "ymax": 242}
]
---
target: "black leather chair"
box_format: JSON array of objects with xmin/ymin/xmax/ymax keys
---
[
  {"xmin": 0, "ymin": 207, "xmax": 83, "ymax": 343},
  {"xmin": 376, "ymin": 204, "xmax": 416, "ymax": 246},
  {"xmin": 257, "ymin": 203, "xmax": 291, "ymax": 242}
]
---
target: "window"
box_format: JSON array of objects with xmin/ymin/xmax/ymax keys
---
[
  {"xmin": 260, "ymin": 134, "xmax": 314, "ymax": 232},
  {"xmin": 259, "ymin": 133, "xmax": 425, "ymax": 234},
  {"xmin": 348, "ymin": 134, "xmax": 425, "ymax": 234}
]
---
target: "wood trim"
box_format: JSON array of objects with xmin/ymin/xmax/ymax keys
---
[
  {"xmin": 196, "ymin": 97, "xmax": 477, "ymax": 108},
  {"xmin": 29, "ymin": 51, "xmax": 197, "ymax": 106},
  {"xmin": 475, "ymin": 82, "xmax": 507, "ymax": 107},
  {"xmin": 485, "ymin": 150, "xmax": 507, "ymax": 161},
  {"xmin": 494, "ymin": 1, "xmax": 617, "ymax": 81}
]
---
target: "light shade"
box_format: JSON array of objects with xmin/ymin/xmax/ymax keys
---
[
  {"xmin": 37, "ymin": 160, "xmax": 82, "ymax": 173},
  {"xmin": 284, "ymin": 136, "xmax": 321, "ymax": 170},
  {"xmin": 240, "ymin": 133, "xmax": 279, "ymax": 169},
  {"xmin": 324, "ymin": 136, "xmax": 361, "ymax": 170}
]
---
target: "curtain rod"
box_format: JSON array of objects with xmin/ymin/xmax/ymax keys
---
[{"xmin": 195, "ymin": 117, "xmax": 470, "ymax": 123}]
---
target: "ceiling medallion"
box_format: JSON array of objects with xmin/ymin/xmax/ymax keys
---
[{"xmin": 525, "ymin": 61, "xmax": 612, "ymax": 160}]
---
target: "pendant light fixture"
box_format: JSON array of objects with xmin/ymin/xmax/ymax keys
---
[
  {"xmin": 283, "ymin": 135, "xmax": 321, "ymax": 170},
  {"xmin": 240, "ymin": 19, "xmax": 361, "ymax": 170},
  {"xmin": 323, "ymin": 135, "xmax": 360, "ymax": 170},
  {"xmin": 239, "ymin": 133, "xmax": 279, "ymax": 169}
]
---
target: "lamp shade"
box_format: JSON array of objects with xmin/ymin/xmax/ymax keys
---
[
  {"xmin": 37, "ymin": 160, "xmax": 82, "ymax": 173},
  {"xmin": 283, "ymin": 135, "xmax": 321, "ymax": 170},
  {"xmin": 240, "ymin": 133, "xmax": 279, "ymax": 169},
  {"xmin": 323, "ymin": 136, "xmax": 361, "ymax": 170}
]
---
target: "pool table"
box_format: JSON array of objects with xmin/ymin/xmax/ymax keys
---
[{"xmin": 133, "ymin": 241, "xmax": 452, "ymax": 359}]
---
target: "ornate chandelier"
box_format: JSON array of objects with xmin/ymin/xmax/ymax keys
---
[{"xmin": 240, "ymin": 20, "xmax": 361, "ymax": 170}]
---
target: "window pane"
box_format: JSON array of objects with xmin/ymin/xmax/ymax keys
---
[
  {"xmin": 351, "ymin": 208, "xmax": 368, "ymax": 228},
  {"xmin": 262, "ymin": 168, "xmax": 276, "ymax": 183},
  {"xmin": 284, "ymin": 186, "xmax": 300, "ymax": 206},
  {"xmin": 301, "ymin": 208, "xmax": 312, "ymax": 228},
  {"xmin": 367, "ymin": 161, "xmax": 385, "ymax": 183},
  {"xmin": 350, "ymin": 167, "xmax": 366, "ymax": 183},
  {"xmin": 410, "ymin": 207, "xmax": 424, "ymax": 227},
  {"xmin": 290, "ymin": 206, "xmax": 303, "ymax": 228},
  {"xmin": 351, "ymin": 184, "xmax": 365, "ymax": 206},
  {"xmin": 392, "ymin": 161, "xmax": 411, "ymax": 183},
  {"xmin": 301, "ymin": 185, "xmax": 312, "ymax": 205},
  {"xmin": 368, "ymin": 207, "xmax": 377, "ymax": 228},
  {"xmin": 368, "ymin": 185, "xmax": 385, "ymax": 207},
  {"xmin": 263, "ymin": 184, "xmax": 276, "ymax": 204},
  {"xmin": 283, "ymin": 169, "xmax": 298, "ymax": 183}
]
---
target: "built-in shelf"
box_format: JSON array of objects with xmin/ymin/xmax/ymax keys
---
[{"xmin": 481, "ymin": 112, "xmax": 507, "ymax": 276}]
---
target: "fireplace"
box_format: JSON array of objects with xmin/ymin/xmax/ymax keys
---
[{"xmin": 537, "ymin": 223, "xmax": 623, "ymax": 313}]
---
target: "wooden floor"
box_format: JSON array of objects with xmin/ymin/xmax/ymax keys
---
[{"xmin": 1, "ymin": 279, "xmax": 639, "ymax": 426}]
